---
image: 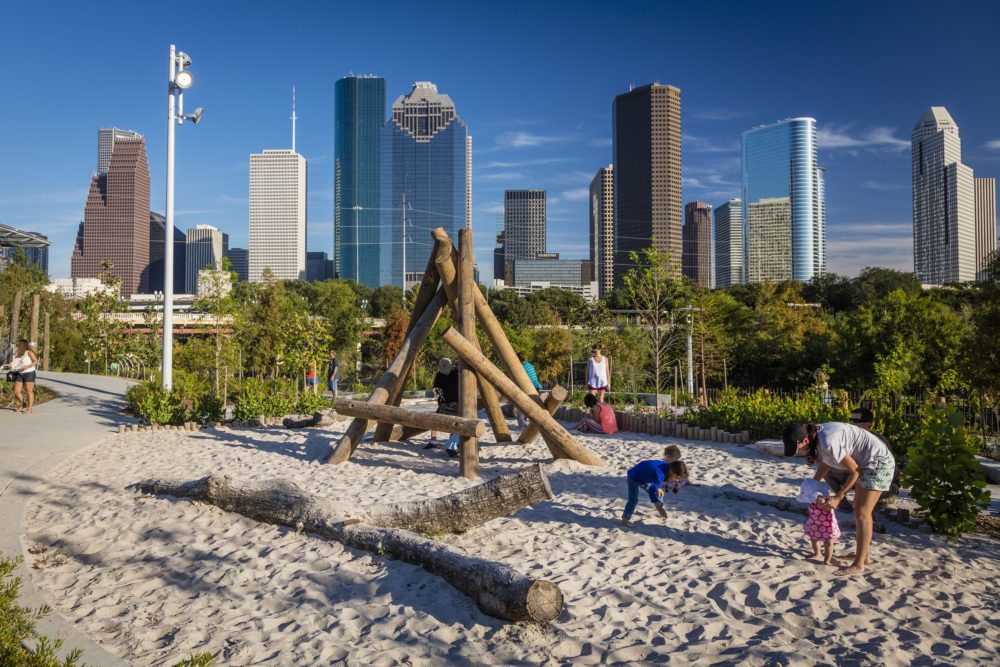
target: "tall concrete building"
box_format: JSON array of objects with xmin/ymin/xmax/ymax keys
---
[
  {"xmin": 381, "ymin": 82, "xmax": 470, "ymax": 289},
  {"xmin": 589, "ymin": 165, "xmax": 614, "ymax": 297},
  {"xmin": 71, "ymin": 129, "xmax": 150, "ymax": 297},
  {"xmin": 226, "ymin": 247, "xmax": 249, "ymax": 282},
  {"xmin": 975, "ymin": 177, "xmax": 997, "ymax": 280},
  {"xmin": 249, "ymin": 149, "xmax": 307, "ymax": 282},
  {"xmin": 747, "ymin": 197, "xmax": 792, "ymax": 283},
  {"xmin": 682, "ymin": 201, "xmax": 712, "ymax": 288},
  {"xmin": 97, "ymin": 128, "xmax": 142, "ymax": 175},
  {"xmin": 912, "ymin": 107, "xmax": 976, "ymax": 284},
  {"xmin": 714, "ymin": 198, "xmax": 743, "ymax": 288},
  {"xmin": 741, "ymin": 118, "xmax": 825, "ymax": 283},
  {"xmin": 335, "ymin": 76, "xmax": 385, "ymax": 287},
  {"xmin": 504, "ymin": 190, "xmax": 546, "ymax": 261},
  {"xmin": 148, "ymin": 211, "xmax": 186, "ymax": 294},
  {"xmin": 306, "ymin": 251, "xmax": 334, "ymax": 282},
  {"xmin": 185, "ymin": 224, "xmax": 228, "ymax": 294},
  {"xmin": 613, "ymin": 83, "xmax": 682, "ymax": 285}
]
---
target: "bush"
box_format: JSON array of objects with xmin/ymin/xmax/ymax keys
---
[
  {"xmin": 0, "ymin": 380, "xmax": 57, "ymax": 409},
  {"xmin": 904, "ymin": 404, "xmax": 991, "ymax": 537},
  {"xmin": 294, "ymin": 391, "xmax": 332, "ymax": 416},
  {"xmin": 1, "ymin": 552, "xmax": 82, "ymax": 666},
  {"xmin": 680, "ymin": 388, "xmax": 850, "ymax": 439},
  {"xmin": 125, "ymin": 376, "xmax": 225, "ymax": 426},
  {"xmin": 233, "ymin": 378, "xmax": 295, "ymax": 421}
]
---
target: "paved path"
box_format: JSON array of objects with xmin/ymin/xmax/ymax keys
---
[{"xmin": 1, "ymin": 372, "xmax": 134, "ymax": 666}]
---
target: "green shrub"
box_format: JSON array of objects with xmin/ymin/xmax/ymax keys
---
[
  {"xmin": 0, "ymin": 380, "xmax": 57, "ymax": 409},
  {"xmin": 125, "ymin": 377, "xmax": 224, "ymax": 426},
  {"xmin": 175, "ymin": 652, "xmax": 214, "ymax": 667},
  {"xmin": 903, "ymin": 404, "xmax": 990, "ymax": 537},
  {"xmin": 679, "ymin": 388, "xmax": 850, "ymax": 439},
  {"xmin": 126, "ymin": 381, "xmax": 179, "ymax": 425},
  {"xmin": 294, "ymin": 391, "xmax": 332, "ymax": 416},
  {"xmin": 0, "ymin": 552, "xmax": 82, "ymax": 666},
  {"xmin": 233, "ymin": 378, "xmax": 295, "ymax": 421}
]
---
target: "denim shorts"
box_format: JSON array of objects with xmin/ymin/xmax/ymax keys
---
[{"xmin": 15, "ymin": 371, "xmax": 36, "ymax": 383}]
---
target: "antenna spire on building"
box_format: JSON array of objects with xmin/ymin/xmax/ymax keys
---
[{"xmin": 291, "ymin": 85, "xmax": 297, "ymax": 153}]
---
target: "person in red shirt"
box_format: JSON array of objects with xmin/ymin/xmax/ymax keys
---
[{"xmin": 574, "ymin": 394, "xmax": 619, "ymax": 434}]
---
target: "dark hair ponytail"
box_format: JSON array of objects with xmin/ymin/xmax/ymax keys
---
[{"xmin": 805, "ymin": 423, "xmax": 819, "ymax": 465}]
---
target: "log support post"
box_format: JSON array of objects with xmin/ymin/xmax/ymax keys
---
[
  {"xmin": 458, "ymin": 228, "xmax": 479, "ymax": 478},
  {"xmin": 519, "ymin": 385, "xmax": 569, "ymax": 447},
  {"xmin": 335, "ymin": 399, "xmax": 485, "ymax": 438}
]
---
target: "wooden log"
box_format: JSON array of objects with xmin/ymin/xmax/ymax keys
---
[
  {"xmin": 327, "ymin": 288, "xmax": 447, "ymax": 463},
  {"xmin": 388, "ymin": 424, "xmax": 430, "ymax": 442},
  {"xmin": 283, "ymin": 410, "xmax": 338, "ymax": 429},
  {"xmin": 8, "ymin": 290, "xmax": 22, "ymax": 345},
  {"xmin": 443, "ymin": 327, "xmax": 604, "ymax": 466},
  {"xmin": 372, "ymin": 254, "xmax": 442, "ymax": 443},
  {"xmin": 458, "ymin": 229, "xmax": 479, "ymax": 478},
  {"xmin": 41, "ymin": 311, "xmax": 50, "ymax": 372},
  {"xmin": 29, "ymin": 293, "xmax": 40, "ymax": 348},
  {"xmin": 519, "ymin": 385, "xmax": 569, "ymax": 446},
  {"xmin": 131, "ymin": 467, "xmax": 563, "ymax": 623},
  {"xmin": 431, "ymin": 228, "xmax": 512, "ymax": 443},
  {"xmin": 336, "ymin": 399, "xmax": 485, "ymax": 438}
]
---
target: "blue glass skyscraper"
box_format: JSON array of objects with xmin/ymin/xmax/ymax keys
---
[
  {"xmin": 335, "ymin": 76, "xmax": 385, "ymax": 287},
  {"xmin": 380, "ymin": 82, "xmax": 469, "ymax": 288},
  {"xmin": 741, "ymin": 118, "xmax": 826, "ymax": 283}
]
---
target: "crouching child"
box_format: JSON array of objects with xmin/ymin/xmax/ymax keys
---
[{"xmin": 621, "ymin": 459, "xmax": 689, "ymax": 526}]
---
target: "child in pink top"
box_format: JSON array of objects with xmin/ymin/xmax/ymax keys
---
[
  {"xmin": 574, "ymin": 394, "xmax": 619, "ymax": 434},
  {"xmin": 804, "ymin": 494, "xmax": 841, "ymax": 564}
]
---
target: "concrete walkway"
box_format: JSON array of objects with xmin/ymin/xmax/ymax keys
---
[{"xmin": 1, "ymin": 372, "xmax": 134, "ymax": 666}]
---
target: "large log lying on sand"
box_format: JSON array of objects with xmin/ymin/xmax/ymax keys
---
[
  {"xmin": 130, "ymin": 466, "xmax": 563, "ymax": 623},
  {"xmin": 335, "ymin": 399, "xmax": 485, "ymax": 438},
  {"xmin": 443, "ymin": 327, "xmax": 605, "ymax": 467},
  {"xmin": 283, "ymin": 410, "xmax": 341, "ymax": 429}
]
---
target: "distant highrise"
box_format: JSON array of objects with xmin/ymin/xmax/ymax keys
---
[
  {"xmin": 975, "ymin": 177, "xmax": 997, "ymax": 281},
  {"xmin": 71, "ymin": 129, "xmax": 151, "ymax": 297},
  {"xmin": 226, "ymin": 247, "xmax": 249, "ymax": 282},
  {"xmin": 97, "ymin": 128, "xmax": 142, "ymax": 175},
  {"xmin": 306, "ymin": 251, "xmax": 335, "ymax": 282},
  {"xmin": 381, "ymin": 82, "xmax": 470, "ymax": 289},
  {"xmin": 148, "ymin": 211, "xmax": 186, "ymax": 293},
  {"xmin": 249, "ymin": 150, "xmax": 307, "ymax": 282},
  {"xmin": 185, "ymin": 225, "xmax": 228, "ymax": 294},
  {"xmin": 504, "ymin": 190, "xmax": 546, "ymax": 261},
  {"xmin": 912, "ymin": 107, "xmax": 976, "ymax": 284},
  {"xmin": 682, "ymin": 202, "xmax": 712, "ymax": 288},
  {"xmin": 589, "ymin": 165, "xmax": 614, "ymax": 297},
  {"xmin": 742, "ymin": 117, "xmax": 825, "ymax": 283},
  {"xmin": 493, "ymin": 230, "xmax": 506, "ymax": 281},
  {"xmin": 714, "ymin": 199, "xmax": 743, "ymax": 288},
  {"xmin": 613, "ymin": 83, "xmax": 682, "ymax": 286},
  {"xmin": 747, "ymin": 197, "xmax": 792, "ymax": 283},
  {"xmin": 335, "ymin": 76, "xmax": 385, "ymax": 287}
]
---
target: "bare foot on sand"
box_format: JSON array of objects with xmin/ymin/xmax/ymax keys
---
[
  {"xmin": 836, "ymin": 564, "xmax": 866, "ymax": 576},
  {"xmin": 621, "ymin": 518, "xmax": 630, "ymax": 527},
  {"xmin": 840, "ymin": 553, "xmax": 874, "ymax": 565}
]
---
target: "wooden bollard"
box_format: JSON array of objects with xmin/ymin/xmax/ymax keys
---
[
  {"xmin": 118, "ymin": 424, "xmax": 125, "ymax": 434},
  {"xmin": 741, "ymin": 430, "xmax": 750, "ymax": 444}
]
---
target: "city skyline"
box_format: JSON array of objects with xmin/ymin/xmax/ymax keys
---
[{"xmin": 3, "ymin": 1, "xmax": 1000, "ymax": 282}]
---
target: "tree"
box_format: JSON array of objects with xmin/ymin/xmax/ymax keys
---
[
  {"xmin": 369, "ymin": 285, "xmax": 404, "ymax": 318},
  {"xmin": 194, "ymin": 260, "xmax": 239, "ymax": 394},
  {"xmin": 531, "ymin": 327, "xmax": 572, "ymax": 384},
  {"xmin": 76, "ymin": 261, "xmax": 126, "ymax": 374},
  {"xmin": 526, "ymin": 288, "xmax": 584, "ymax": 325},
  {"xmin": 622, "ymin": 248, "xmax": 686, "ymax": 410}
]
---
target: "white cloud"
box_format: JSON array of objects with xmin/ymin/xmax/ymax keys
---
[
  {"xmin": 986, "ymin": 139, "xmax": 1000, "ymax": 150},
  {"xmin": 562, "ymin": 188, "xmax": 589, "ymax": 201},
  {"xmin": 817, "ymin": 125, "xmax": 908, "ymax": 151},
  {"xmin": 479, "ymin": 171, "xmax": 526, "ymax": 182},
  {"xmin": 588, "ymin": 138, "xmax": 612, "ymax": 148},
  {"xmin": 480, "ymin": 157, "xmax": 572, "ymax": 169},
  {"xmin": 861, "ymin": 180, "xmax": 906, "ymax": 191},
  {"xmin": 691, "ymin": 108, "xmax": 745, "ymax": 121},
  {"xmin": 683, "ymin": 134, "xmax": 739, "ymax": 153},
  {"xmin": 495, "ymin": 131, "xmax": 568, "ymax": 149},
  {"xmin": 219, "ymin": 195, "xmax": 248, "ymax": 205},
  {"xmin": 826, "ymin": 220, "xmax": 912, "ymax": 276}
]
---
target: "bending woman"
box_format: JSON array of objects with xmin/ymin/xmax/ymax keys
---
[
  {"xmin": 6, "ymin": 339, "xmax": 38, "ymax": 414},
  {"xmin": 783, "ymin": 421, "xmax": 894, "ymax": 576}
]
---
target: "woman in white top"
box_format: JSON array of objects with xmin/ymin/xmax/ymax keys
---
[
  {"xmin": 783, "ymin": 421, "xmax": 895, "ymax": 576},
  {"xmin": 586, "ymin": 344, "xmax": 611, "ymax": 404},
  {"xmin": 4, "ymin": 339, "xmax": 38, "ymax": 414}
]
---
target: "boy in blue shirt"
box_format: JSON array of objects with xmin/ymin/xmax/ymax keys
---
[{"xmin": 621, "ymin": 458, "xmax": 689, "ymax": 526}]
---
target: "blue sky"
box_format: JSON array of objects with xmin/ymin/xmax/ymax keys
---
[{"xmin": 2, "ymin": 0, "xmax": 999, "ymax": 280}]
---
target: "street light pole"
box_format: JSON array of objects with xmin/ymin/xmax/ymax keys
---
[{"xmin": 163, "ymin": 45, "xmax": 177, "ymax": 390}]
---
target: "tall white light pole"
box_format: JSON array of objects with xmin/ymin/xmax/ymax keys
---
[{"xmin": 162, "ymin": 44, "xmax": 202, "ymax": 390}]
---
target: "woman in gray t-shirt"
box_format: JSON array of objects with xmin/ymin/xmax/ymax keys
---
[{"xmin": 783, "ymin": 421, "xmax": 895, "ymax": 576}]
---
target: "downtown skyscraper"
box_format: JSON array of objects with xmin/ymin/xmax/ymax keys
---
[
  {"xmin": 612, "ymin": 83, "xmax": 682, "ymax": 285},
  {"xmin": 714, "ymin": 198, "xmax": 743, "ymax": 288},
  {"xmin": 589, "ymin": 165, "xmax": 614, "ymax": 296},
  {"xmin": 381, "ymin": 81, "xmax": 470, "ymax": 289},
  {"xmin": 741, "ymin": 118, "xmax": 825, "ymax": 284},
  {"xmin": 911, "ymin": 107, "xmax": 980, "ymax": 284},
  {"xmin": 335, "ymin": 76, "xmax": 385, "ymax": 287},
  {"xmin": 682, "ymin": 201, "xmax": 712, "ymax": 288},
  {"xmin": 185, "ymin": 224, "xmax": 228, "ymax": 294},
  {"xmin": 71, "ymin": 128, "xmax": 151, "ymax": 297},
  {"xmin": 504, "ymin": 190, "xmax": 546, "ymax": 261}
]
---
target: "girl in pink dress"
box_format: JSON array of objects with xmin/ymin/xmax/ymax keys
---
[{"xmin": 804, "ymin": 494, "xmax": 841, "ymax": 564}]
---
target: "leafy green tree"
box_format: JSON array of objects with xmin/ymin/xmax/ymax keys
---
[
  {"xmin": 526, "ymin": 288, "xmax": 585, "ymax": 325},
  {"xmin": 531, "ymin": 327, "xmax": 572, "ymax": 384},
  {"xmin": 368, "ymin": 285, "xmax": 404, "ymax": 318},
  {"xmin": 76, "ymin": 261, "xmax": 126, "ymax": 374},
  {"xmin": 193, "ymin": 261, "xmax": 239, "ymax": 394}
]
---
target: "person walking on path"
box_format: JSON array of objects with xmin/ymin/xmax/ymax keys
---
[
  {"xmin": 2, "ymin": 339, "xmax": 38, "ymax": 414},
  {"xmin": 326, "ymin": 350, "xmax": 340, "ymax": 399},
  {"xmin": 515, "ymin": 352, "xmax": 542, "ymax": 429},
  {"xmin": 587, "ymin": 344, "xmax": 610, "ymax": 403},
  {"xmin": 783, "ymin": 421, "xmax": 895, "ymax": 576}
]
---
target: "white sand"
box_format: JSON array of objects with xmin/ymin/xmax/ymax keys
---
[{"xmin": 21, "ymin": 419, "xmax": 1000, "ymax": 665}]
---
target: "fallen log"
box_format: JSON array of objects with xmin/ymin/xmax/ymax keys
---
[
  {"xmin": 388, "ymin": 424, "xmax": 429, "ymax": 442},
  {"xmin": 443, "ymin": 327, "xmax": 605, "ymax": 467},
  {"xmin": 335, "ymin": 399, "xmax": 485, "ymax": 438},
  {"xmin": 283, "ymin": 410, "xmax": 340, "ymax": 429},
  {"xmin": 131, "ymin": 466, "xmax": 562, "ymax": 622},
  {"xmin": 519, "ymin": 385, "xmax": 569, "ymax": 448}
]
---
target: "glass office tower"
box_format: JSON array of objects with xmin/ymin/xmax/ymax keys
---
[
  {"xmin": 380, "ymin": 82, "xmax": 469, "ymax": 289},
  {"xmin": 741, "ymin": 118, "xmax": 826, "ymax": 283},
  {"xmin": 335, "ymin": 76, "xmax": 385, "ymax": 287}
]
